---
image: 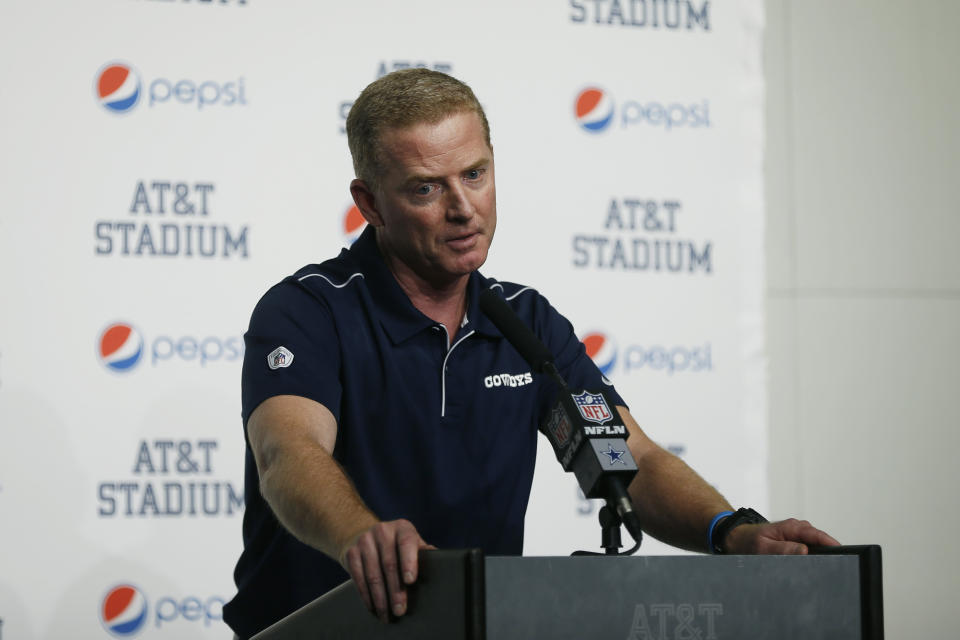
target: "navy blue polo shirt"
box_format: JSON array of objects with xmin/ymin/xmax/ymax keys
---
[{"xmin": 224, "ymin": 226, "xmax": 623, "ymax": 638}]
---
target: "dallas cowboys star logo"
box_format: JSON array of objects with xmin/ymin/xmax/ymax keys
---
[{"xmin": 601, "ymin": 444, "xmax": 627, "ymax": 465}]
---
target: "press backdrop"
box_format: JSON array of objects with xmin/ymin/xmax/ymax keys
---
[{"xmin": 0, "ymin": 1, "xmax": 765, "ymax": 637}]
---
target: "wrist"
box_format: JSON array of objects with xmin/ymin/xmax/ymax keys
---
[
  {"xmin": 709, "ymin": 507, "xmax": 767, "ymax": 554},
  {"xmin": 334, "ymin": 514, "xmax": 380, "ymax": 564},
  {"xmin": 706, "ymin": 510, "xmax": 734, "ymax": 554}
]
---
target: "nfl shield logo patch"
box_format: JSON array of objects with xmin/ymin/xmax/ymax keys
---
[
  {"xmin": 573, "ymin": 391, "xmax": 612, "ymax": 424},
  {"xmin": 267, "ymin": 346, "xmax": 294, "ymax": 370}
]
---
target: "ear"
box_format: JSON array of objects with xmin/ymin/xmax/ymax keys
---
[{"xmin": 350, "ymin": 179, "xmax": 384, "ymax": 227}]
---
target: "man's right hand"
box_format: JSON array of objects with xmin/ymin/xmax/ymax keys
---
[
  {"xmin": 339, "ymin": 519, "xmax": 434, "ymax": 622},
  {"xmin": 247, "ymin": 397, "xmax": 434, "ymax": 622}
]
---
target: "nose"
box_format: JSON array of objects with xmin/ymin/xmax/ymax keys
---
[{"xmin": 445, "ymin": 183, "xmax": 475, "ymax": 222}]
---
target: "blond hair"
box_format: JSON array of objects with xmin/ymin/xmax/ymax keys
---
[{"xmin": 346, "ymin": 69, "xmax": 491, "ymax": 188}]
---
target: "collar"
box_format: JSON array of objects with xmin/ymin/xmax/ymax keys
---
[
  {"xmin": 346, "ymin": 226, "xmax": 504, "ymax": 344},
  {"xmin": 463, "ymin": 273, "xmax": 504, "ymax": 339}
]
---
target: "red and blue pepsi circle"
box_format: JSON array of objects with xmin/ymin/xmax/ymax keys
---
[
  {"xmin": 582, "ymin": 331, "xmax": 617, "ymax": 376},
  {"xmin": 98, "ymin": 322, "xmax": 144, "ymax": 372},
  {"xmin": 343, "ymin": 204, "xmax": 367, "ymax": 245},
  {"xmin": 575, "ymin": 87, "xmax": 614, "ymax": 132},
  {"xmin": 95, "ymin": 62, "xmax": 141, "ymax": 114},
  {"xmin": 101, "ymin": 584, "xmax": 148, "ymax": 637}
]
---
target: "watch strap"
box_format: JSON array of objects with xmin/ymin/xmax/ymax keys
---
[{"xmin": 710, "ymin": 507, "xmax": 768, "ymax": 554}]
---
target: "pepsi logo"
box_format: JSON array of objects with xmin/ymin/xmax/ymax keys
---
[
  {"xmin": 582, "ymin": 331, "xmax": 617, "ymax": 376},
  {"xmin": 343, "ymin": 204, "xmax": 367, "ymax": 245},
  {"xmin": 96, "ymin": 62, "xmax": 142, "ymax": 114},
  {"xmin": 101, "ymin": 584, "xmax": 148, "ymax": 637},
  {"xmin": 98, "ymin": 323, "xmax": 144, "ymax": 372},
  {"xmin": 575, "ymin": 87, "xmax": 614, "ymax": 133}
]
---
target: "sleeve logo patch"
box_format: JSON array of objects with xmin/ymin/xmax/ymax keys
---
[
  {"xmin": 267, "ymin": 346, "xmax": 294, "ymax": 370},
  {"xmin": 572, "ymin": 391, "xmax": 612, "ymax": 424}
]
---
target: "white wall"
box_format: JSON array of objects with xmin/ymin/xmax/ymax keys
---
[{"xmin": 765, "ymin": 1, "xmax": 960, "ymax": 636}]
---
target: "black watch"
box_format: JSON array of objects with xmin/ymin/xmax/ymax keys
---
[{"xmin": 711, "ymin": 507, "xmax": 768, "ymax": 554}]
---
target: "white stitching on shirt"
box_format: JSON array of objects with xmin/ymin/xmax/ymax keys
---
[
  {"xmin": 487, "ymin": 283, "xmax": 534, "ymax": 300},
  {"xmin": 298, "ymin": 272, "xmax": 365, "ymax": 287},
  {"xmin": 441, "ymin": 330, "xmax": 475, "ymax": 418}
]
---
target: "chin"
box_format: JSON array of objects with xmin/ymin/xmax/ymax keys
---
[
  {"xmin": 463, "ymin": 246, "xmax": 490, "ymax": 272},
  {"xmin": 442, "ymin": 254, "xmax": 485, "ymax": 279}
]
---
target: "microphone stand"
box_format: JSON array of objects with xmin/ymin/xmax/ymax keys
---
[{"xmin": 572, "ymin": 499, "xmax": 641, "ymax": 557}]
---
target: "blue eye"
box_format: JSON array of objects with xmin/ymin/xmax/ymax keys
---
[
  {"xmin": 465, "ymin": 169, "xmax": 482, "ymax": 180},
  {"xmin": 415, "ymin": 184, "xmax": 435, "ymax": 195}
]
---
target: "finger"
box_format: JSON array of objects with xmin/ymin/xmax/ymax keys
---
[
  {"xmin": 817, "ymin": 530, "xmax": 841, "ymax": 546},
  {"xmin": 781, "ymin": 519, "xmax": 840, "ymax": 547},
  {"xmin": 783, "ymin": 542, "xmax": 809, "ymax": 555},
  {"xmin": 374, "ymin": 525, "xmax": 406, "ymax": 617},
  {"xmin": 757, "ymin": 537, "xmax": 807, "ymax": 555},
  {"xmin": 803, "ymin": 527, "xmax": 840, "ymax": 546},
  {"xmin": 360, "ymin": 535, "xmax": 389, "ymax": 622},
  {"xmin": 396, "ymin": 524, "xmax": 425, "ymax": 586},
  {"xmin": 795, "ymin": 527, "xmax": 838, "ymax": 546},
  {"xmin": 345, "ymin": 546, "xmax": 373, "ymax": 614}
]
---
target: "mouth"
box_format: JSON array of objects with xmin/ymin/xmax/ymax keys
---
[{"xmin": 446, "ymin": 231, "xmax": 480, "ymax": 250}]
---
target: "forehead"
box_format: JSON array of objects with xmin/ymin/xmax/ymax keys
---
[{"xmin": 377, "ymin": 111, "xmax": 492, "ymax": 179}]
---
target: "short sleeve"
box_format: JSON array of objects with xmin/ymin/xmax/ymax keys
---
[
  {"xmin": 536, "ymin": 297, "xmax": 627, "ymax": 410},
  {"xmin": 240, "ymin": 280, "xmax": 343, "ymax": 425}
]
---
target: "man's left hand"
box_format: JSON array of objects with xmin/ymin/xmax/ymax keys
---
[{"xmin": 723, "ymin": 518, "xmax": 840, "ymax": 555}]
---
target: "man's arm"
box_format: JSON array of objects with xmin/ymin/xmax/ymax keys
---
[
  {"xmin": 247, "ymin": 394, "xmax": 430, "ymax": 621},
  {"xmin": 619, "ymin": 406, "xmax": 839, "ymax": 554}
]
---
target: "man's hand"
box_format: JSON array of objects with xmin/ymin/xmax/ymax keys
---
[
  {"xmin": 339, "ymin": 519, "xmax": 434, "ymax": 622},
  {"xmin": 723, "ymin": 518, "xmax": 840, "ymax": 555}
]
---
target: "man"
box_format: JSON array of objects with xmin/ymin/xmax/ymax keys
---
[{"xmin": 223, "ymin": 69, "xmax": 837, "ymax": 639}]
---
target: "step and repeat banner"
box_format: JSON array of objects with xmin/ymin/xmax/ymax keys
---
[{"xmin": 0, "ymin": 1, "xmax": 765, "ymax": 638}]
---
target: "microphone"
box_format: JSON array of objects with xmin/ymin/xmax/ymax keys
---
[
  {"xmin": 479, "ymin": 289, "xmax": 643, "ymax": 547},
  {"xmin": 478, "ymin": 289, "xmax": 554, "ymax": 374}
]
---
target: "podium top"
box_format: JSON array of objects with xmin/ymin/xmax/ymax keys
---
[{"xmin": 252, "ymin": 546, "xmax": 882, "ymax": 640}]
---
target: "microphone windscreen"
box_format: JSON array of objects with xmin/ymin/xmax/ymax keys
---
[{"xmin": 479, "ymin": 288, "xmax": 555, "ymax": 372}]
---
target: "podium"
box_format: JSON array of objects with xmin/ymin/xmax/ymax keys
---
[{"xmin": 252, "ymin": 546, "xmax": 882, "ymax": 640}]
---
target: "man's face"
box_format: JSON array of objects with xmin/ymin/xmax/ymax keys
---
[{"xmin": 359, "ymin": 110, "xmax": 496, "ymax": 288}]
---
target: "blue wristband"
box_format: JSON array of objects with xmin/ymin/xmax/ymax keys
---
[{"xmin": 707, "ymin": 510, "xmax": 734, "ymax": 553}]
